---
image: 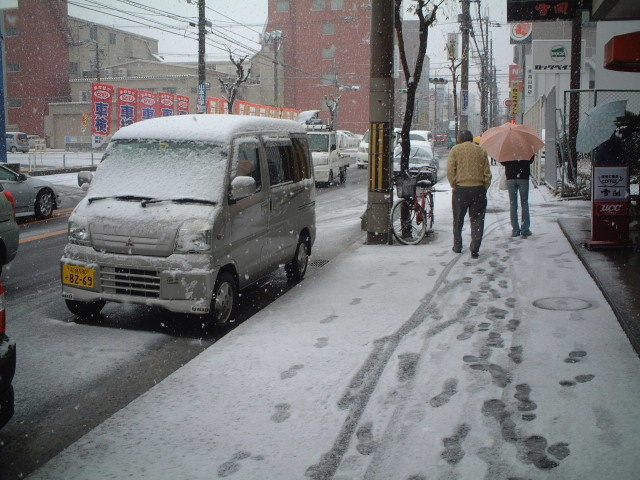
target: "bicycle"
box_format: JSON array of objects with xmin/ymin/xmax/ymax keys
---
[{"xmin": 390, "ymin": 170, "xmax": 438, "ymax": 245}]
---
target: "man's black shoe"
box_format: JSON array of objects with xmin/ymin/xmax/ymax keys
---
[
  {"xmin": 471, "ymin": 251, "xmax": 479, "ymax": 258},
  {"xmin": 452, "ymin": 247, "xmax": 461, "ymax": 253}
]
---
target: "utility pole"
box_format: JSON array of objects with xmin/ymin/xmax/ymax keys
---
[
  {"xmin": 568, "ymin": 10, "xmax": 583, "ymax": 181},
  {"xmin": 363, "ymin": 0, "xmax": 394, "ymax": 244},
  {"xmin": 459, "ymin": 0, "xmax": 470, "ymax": 131},
  {"xmin": 197, "ymin": 0, "xmax": 206, "ymax": 113}
]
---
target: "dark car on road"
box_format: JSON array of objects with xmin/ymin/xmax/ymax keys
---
[{"xmin": 393, "ymin": 144, "xmax": 439, "ymax": 184}]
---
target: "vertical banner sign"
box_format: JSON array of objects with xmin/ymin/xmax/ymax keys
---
[
  {"xmin": 159, "ymin": 93, "xmax": 175, "ymax": 117},
  {"xmin": 117, "ymin": 87, "xmax": 137, "ymax": 128},
  {"xmin": 177, "ymin": 95, "xmax": 190, "ymax": 115},
  {"xmin": 461, "ymin": 90, "xmax": 469, "ymax": 119},
  {"xmin": 138, "ymin": 91, "xmax": 158, "ymax": 121},
  {"xmin": 91, "ymin": 83, "xmax": 114, "ymax": 148},
  {"xmin": 80, "ymin": 112, "xmax": 91, "ymax": 133},
  {"xmin": 510, "ymin": 82, "xmax": 521, "ymax": 118},
  {"xmin": 197, "ymin": 84, "xmax": 207, "ymax": 114},
  {"xmin": 589, "ymin": 165, "xmax": 630, "ymax": 247},
  {"xmin": 447, "ymin": 33, "xmax": 458, "ymax": 60}
]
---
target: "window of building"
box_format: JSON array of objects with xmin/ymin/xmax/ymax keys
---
[
  {"xmin": 276, "ymin": 1, "xmax": 290, "ymax": 12},
  {"xmin": 322, "ymin": 47, "xmax": 335, "ymax": 60},
  {"xmin": 322, "ymin": 23, "xmax": 335, "ymax": 35},
  {"xmin": 109, "ymin": 33, "xmax": 116, "ymax": 45},
  {"xmin": 191, "ymin": 87, "xmax": 198, "ymax": 94},
  {"xmin": 4, "ymin": 27, "xmax": 19, "ymax": 37},
  {"xmin": 81, "ymin": 91, "xmax": 91, "ymax": 102},
  {"xmin": 8, "ymin": 99, "xmax": 22, "ymax": 109},
  {"xmin": 312, "ymin": 0, "xmax": 326, "ymax": 11},
  {"xmin": 331, "ymin": 0, "xmax": 344, "ymax": 10},
  {"xmin": 89, "ymin": 24, "xmax": 98, "ymax": 41},
  {"xmin": 7, "ymin": 64, "xmax": 19, "ymax": 73},
  {"xmin": 70, "ymin": 62, "xmax": 79, "ymax": 75},
  {"xmin": 162, "ymin": 87, "xmax": 177, "ymax": 94}
]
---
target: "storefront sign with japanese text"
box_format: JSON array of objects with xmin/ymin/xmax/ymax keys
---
[
  {"xmin": 137, "ymin": 91, "xmax": 158, "ymax": 121},
  {"xmin": 177, "ymin": 95, "xmax": 190, "ymax": 115},
  {"xmin": 159, "ymin": 93, "xmax": 175, "ymax": 117},
  {"xmin": 117, "ymin": 87, "xmax": 138, "ymax": 128}
]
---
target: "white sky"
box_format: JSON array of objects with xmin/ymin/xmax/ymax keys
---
[
  {"xmin": 67, "ymin": 0, "xmax": 515, "ymax": 92},
  {"xmin": 27, "ymin": 165, "xmax": 640, "ymax": 479}
]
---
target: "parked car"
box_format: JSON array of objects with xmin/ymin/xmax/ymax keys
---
[
  {"xmin": 61, "ymin": 115, "xmax": 316, "ymax": 326},
  {"xmin": 409, "ymin": 130, "xmax": 434, "ymax": 147},
  {"xmin": 0, "ymin": 185, "xmax": 19, "ymax": 274},
  {"xmin": 0, "ymin": 164, "xmax": 59, "ymax": 219},
  {"xmin": 0, "ymin": 280, "xmax": 16, "ymax": 430},
  {"xmin": 27, "ymin": 135, "xmax": 43, "ymax": 149},
  {"xmin": 435, "ymin": 133, "xmax": 448, "ymax": 145},
  {"xmin": 6, "ymin": 132, "xmax": 29, "ymax": 153},
  {"xmin": 393, "ymin": 144, "xmax": 439, "ymax": 184},
  {"xmin": 356, "ymin": 129, "xmax": 370, "ymax": 169}
]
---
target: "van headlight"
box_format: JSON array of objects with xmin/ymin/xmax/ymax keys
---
[
  {"xmin": 68, "ymin": 220, "xmax": 91, "ymax": 246},
  {"xmin": 174, "ymin": 220, "xmax": 212, "ymax": 253}
]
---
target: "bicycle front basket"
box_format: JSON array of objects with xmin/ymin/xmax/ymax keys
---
[{"xmin": 396, "ymin": 175, "xmax": 417, "ymax": 198}]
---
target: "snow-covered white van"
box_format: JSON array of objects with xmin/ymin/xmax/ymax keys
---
[{"xmin": 61, "ymin": 115, "xmax": 316, "ymax": 326}]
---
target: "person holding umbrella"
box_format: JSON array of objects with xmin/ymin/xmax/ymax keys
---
[
  {"xmin": 480, "ymin": 123, "xmax": 545, "ymax": 238},
  {"xmin": 503, "ymin": 155, "xmax": 535, "ymax": 237},
  {"xmin": 447, "ymin": 130, "xmax": 492, "ymax": 258}
]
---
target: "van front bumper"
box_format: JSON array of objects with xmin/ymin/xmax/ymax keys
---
[{"xmin": 61, "ymin": 247, "xmax": 218, "ymax": 315}]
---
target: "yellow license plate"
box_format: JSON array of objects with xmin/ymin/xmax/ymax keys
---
[{"xmin": 63, "ymin": 265, "xmax": 96, "ymax": 288}]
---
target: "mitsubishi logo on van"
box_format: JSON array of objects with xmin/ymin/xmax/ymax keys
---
[{"xmin": 125, "ymin": 238, "xmax": 135, "ymax": 246}]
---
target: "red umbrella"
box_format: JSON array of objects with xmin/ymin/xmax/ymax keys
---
[{"xmin": 479, "ymin": 123, "xmax": 545, "ymax": 163}]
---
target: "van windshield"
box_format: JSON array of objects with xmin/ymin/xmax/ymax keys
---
[{"xmin": 88, "ymin": 140, "xmax": 228, "ymax": 203}]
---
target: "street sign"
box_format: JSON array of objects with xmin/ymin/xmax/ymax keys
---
[{"xmin": 504, "ymin": 99, "xmax": 513, "ymax": 107}]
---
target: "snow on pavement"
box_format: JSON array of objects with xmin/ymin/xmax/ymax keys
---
[{"xmin": 29, "ymin": 169, "xmax": 640, "ymax": 479}]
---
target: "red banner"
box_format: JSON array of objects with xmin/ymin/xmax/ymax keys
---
[
  {"xmin": 159, "ymin": 93, "xmax": 175, "ymax": 117},
  {"xmin": 137, "ymin": 91, "xmax": 158, "ymax": 121},
  {"xmin": 117, "ymin": 87, "xmax": 137, "ymax": 129},
  {"xmin": 177, "ymin": 95, "xmax": 190, "ymax": 115},
  {"xmin": 92, "ymin": 83, "xmax": 114, "ymax": 136}
]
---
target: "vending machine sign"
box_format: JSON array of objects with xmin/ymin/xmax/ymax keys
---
[{"xmin": 589, "ymin": 165, "xmax": 631, "ymax": 248}]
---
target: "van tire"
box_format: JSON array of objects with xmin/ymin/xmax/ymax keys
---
[
  {"xmin": 66, "ymin": 299, "xmax": 106, "ymax": 317},
  {"xmin": 210, "ymin": 272, "xmax": 236, "ymax": 326},
  {"xmin": 9, "ymin": 147, "xmax": 16, "ymax": 153},
  {"xmin": 286, "ymin": 235, "xmax": 310, "ymax": 281}
]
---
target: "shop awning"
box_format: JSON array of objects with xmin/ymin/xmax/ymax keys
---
[{"xmin": 604, "ymin": 31, "xmax": 640, "ymax": 72}]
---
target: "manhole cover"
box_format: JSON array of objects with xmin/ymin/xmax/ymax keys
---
[{"xmin": 532, "ymin": 297, "xmax": 592, "ymax": 311}]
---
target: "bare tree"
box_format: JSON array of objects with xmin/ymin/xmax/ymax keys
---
[
  {"xmin": 219, "ymin": 50, "xmax": 252, "ymax": 114},
  {"xmin": 447, "ymin": 52, "xmax": 462, "ymax": 143},
  {"xmin": 394, "ymin": 0, "xmax": 444, "ymax": 173}
]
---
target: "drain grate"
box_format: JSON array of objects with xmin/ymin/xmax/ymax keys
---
[{"xmin": 310, "ymin": 259, "xmax": 330, "ymax": 268}]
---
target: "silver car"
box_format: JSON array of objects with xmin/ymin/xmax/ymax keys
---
[{"xmin": 0, "ymin": 164, "xmax": 59, "ymax": 219}]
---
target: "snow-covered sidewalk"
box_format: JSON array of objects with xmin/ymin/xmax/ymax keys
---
[{"xmin": 29, "ymin": 172, "xmax": 640, "ymax": 479}]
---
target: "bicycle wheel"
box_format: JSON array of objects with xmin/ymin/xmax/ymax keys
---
[
  {"xmin": 423, "ymin": 192, "xmax": 434, "ymax": 231},
  {"xmin": 390, "ymin": 199, "xmax": 427, "ymax": 245}
]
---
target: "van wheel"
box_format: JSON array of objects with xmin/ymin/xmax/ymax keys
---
[
  {"xmin": 66, "ymin": 299, "xmax": 105, "ymax": 317},
  {"xmin": 286, "ymin": 235, "xmax": 310, "ymax": 281},
  {"xmin": 9, "ymin": 146, "xmax": 16, "ymax": 153},
  {"xmin": 210, "ymin": 272, "xmax": 236, "ymax": 326},
  {"xmin": 35, "ymin": 189, "xmax": 55, "ymax": 219}
]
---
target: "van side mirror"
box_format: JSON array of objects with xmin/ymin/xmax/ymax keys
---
[
  {"xmin": 330, "ymin": 144, "xmax": 337, "ymax": 151},
  {"xmin": 78, "ymin": 171, "xmax": 93, "ymax": 187},
  {"xmin": 229, "ymin": 176, "xmax": 256, "ymax": 203}
]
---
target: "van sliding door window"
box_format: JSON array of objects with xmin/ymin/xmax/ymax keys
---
[{"xmin": 265, "ymin": 136, "xmax": 312, "ymax": 186}]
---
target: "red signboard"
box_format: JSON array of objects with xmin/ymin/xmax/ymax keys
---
[
  {"xmin": 589, "ymin": 165, "xmax": 631, "ymax": 248},
  {"xmin": 91, "ymin": 83, "xmax": 114, "ymax": 137},
  {"xmin": 137, "ymin": 91, "xmax": 158, "ymax": 121},
  {"xmin": 507, "ymin": 1, "xmax": 587, "ymax": 22},
  {"xmin": 117, "ymin": 87, "xmax": 138, "ymax": 128},
  {"xmin": 159, "ymin": 93, "xmax": 175, "ymax": 117},
  {"xmin": 177, "ymin": 95, "xmax": 190, "ymax": 115}
]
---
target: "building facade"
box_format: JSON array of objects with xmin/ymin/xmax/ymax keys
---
[
  {"xmin": 265, "ymin": 0, "xmax": 372, "ymax": 134},
  {"xmin": 3, "ymin": 0, "xmax": 71, "ymax": 136}
]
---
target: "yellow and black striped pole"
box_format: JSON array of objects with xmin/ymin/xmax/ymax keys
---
[{"xmin": 362, "ymin": 0, "xmax": 394, "ymax": 245}]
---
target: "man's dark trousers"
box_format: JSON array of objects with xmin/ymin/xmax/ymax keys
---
[{"xmin": 452, "ymin": 185, "xmax": 487, "ymax": 253}]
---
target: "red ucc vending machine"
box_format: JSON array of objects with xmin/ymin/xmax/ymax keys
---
[{"xmin": 588, "ymin": 165, "xmax": 631, "ymax": 249}]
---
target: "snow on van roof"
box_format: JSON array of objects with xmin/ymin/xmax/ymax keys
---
[{"xmin": 111, "ymin": 114, "xmax": 306, "ymax": 143}]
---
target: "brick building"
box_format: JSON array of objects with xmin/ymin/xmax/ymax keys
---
[
  {"xmin": 3, "ymin": 0, "xmax": 71, "ymax": 136},
  {"xmin": 265, "ymin": 0, "xmax": 373, "ymax": 134}
]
